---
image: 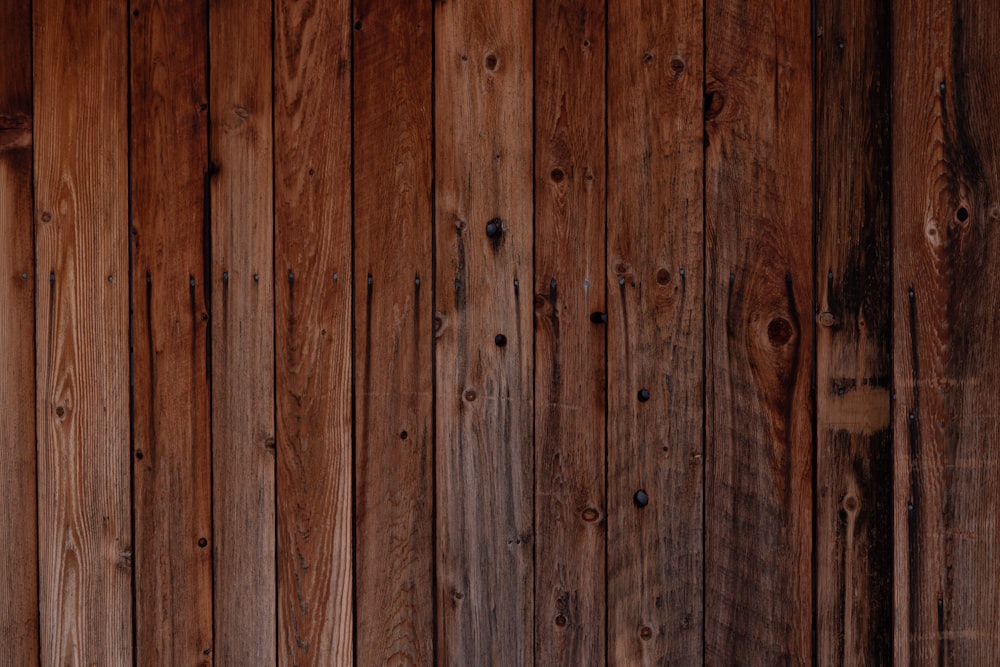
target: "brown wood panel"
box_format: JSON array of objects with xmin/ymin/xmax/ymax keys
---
[
  {"xmin": 704, "ymin": 2, "xmax": 813, "ymax": 664},
  {"xmin": 606, "ymin": 0, "xmax": 704, "ymax": 664},
  {"xmin": 814, "ymin": 2, "xmax": 893, "ymax": 664},
  {"xmin": 353, "ymin": 0, "xmax": 435, "ymax": 664},
  {"xmin": 434, "ymin": 0, "xmax": 534, "ymax": 663},
  {"xmin": 533, "ymin": 0, "xmax": 606, "ymax": 663},
  {"xmin": 893, "ymin": 2, "xmax": 1000, "ymax": 663},
  {"xmin": 33, "ymin": 0, "xmax": 132, "ymax": 663},
  {"xmin": 209, "ymin": 0, "xmax": 276, "ymax": 661},
  {"xmin": 129, "ymin": 0, "xmax": 214, "ymax": 661},
  {"xmin": 0, "ymin": 0, "xmax": 37, "ymax": 661}
]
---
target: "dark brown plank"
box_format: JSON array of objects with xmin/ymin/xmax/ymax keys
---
[
  {"xmin": 533, "ymin": 0, "xmax": 607, "ymax": 663},
  {"xmin": 814, "ymin": 2, "xmax": 893, "ymax": 664},
  {"xmin": 129, "ymin": 0, "xmax": 214, "ymax": 661},
  {"xmin": 0, "ymin": 0, "xmax": 37, "ymax": 661},
  {"xmin": 434, "ymin": 1, "xmax": 534, "ymax": 662},
  {"xmin": 606, "ymin": 0, "xmax": 704, "ymax": 664},
  {"xmin": 893, "ymin": 1, "xmax": 1000, "ymax": 663},
  {"xmin": 353, "ymin": 1, "xmax": 435, "ymax": 664},
  {"xmin": 33, "ymin": 0, "xmax": 132, "ymax": 662},
  {"xmin": 209, "ymin": 0, "xmax": 276, "ymax": 661},
  {"xmin": 704, "ymin": 2, "xmax": 813, "ymax": 663}
]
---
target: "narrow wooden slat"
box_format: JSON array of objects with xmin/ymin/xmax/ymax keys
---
[
  {"xmin": 814, "ymin": 2, "xmax": 892, "ymax": 664},
  {"xmin": 533, "ymin": 0, "xmax": 606, "ymax": 663},
  {"xmin": 0, "ymin": 0, "xmax": 38, "ymax": 661},
  {"xmin": 33, "ymin": 0, "xmax": 132, "ymax": 663},
  {"xmin": 353, "ymin": 0, "xmax": 435, "ymax": 664},
  {"xmin": 434, "ymin": 1, "xmax": 534, "ymax": 662},
  {"xmin": 704, "ymin": 2, "xmax": 813, "ymax": 663},
  {"xmin": 893, "ymin": 2, "xmax": 1000, "ymax": 663},
  {"xmin": 606, "ymin": 1, "xmax": 703, "ymax": 663},
  {"xmin": 209, "ymin": 0, "xmax": 276, "ymax": 661}
]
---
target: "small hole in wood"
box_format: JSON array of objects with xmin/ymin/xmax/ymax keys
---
[
  {"xmin": 656, "ymin": 268, "xmax": 671, "ymax": 285},
  {"xmin": 485, "ymin": 53, "xmax": 499, "ymax": 71},
  {"xmin": 555, "ymin": 615, "xmax": 567, "ymax": 627},
  {"xmin": 550, "ymin": 168, "xmax": 565, "ymax": 183},
  {"xmin": 198, "ymin": 538, "xmax": 208, "ymax": 548},
  {"xmin": 957, "ymin": 206, "xmax": 969, "ymax": 222},
  {"xmin": 400, "ymin": 431, "xmax": 408, "ymax": 440}
]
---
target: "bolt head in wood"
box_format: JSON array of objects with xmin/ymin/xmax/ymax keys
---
[
  {"xmin": 485, "ymin": 218, "xmax": 501, "ymax": 238},
  {"xmin": 590, "ymin": 311, "xmax": 607, "ymax": 324},
  {"xmin": 634, "ymin": 490, "xmax": 649, "ymax": 507},
  {"xmin": 638, "ymin": 389, "xmax": 650, "ymax": 402},
  {"xmin": 495, "ymin": 334, "xmax": 507, "ymax": 347}
]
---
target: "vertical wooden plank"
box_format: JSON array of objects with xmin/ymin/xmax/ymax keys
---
[
  {"xmin": 0, "ymin": 0, "xmax": 38, "ymax": 661},
  {"xmin": 704, "ymin": 2, "xmax": 812, "ymax": 664},
  {"xmin": 353, "ymin": 0, "xmax": 434, "ymax": 664},
  {"xmin": 209, "ymin": 0, "xmax": 275, "ymax": 661},
  {"xmin": 274, "ymin": 0, "xmax": 352, "ymax": 662},
  {"xmin": 534, "ymin": 0, "xmax": 606, "ymax": 663},
  {"xmin": 893, "ymin": 2, "xmax": 1000, "ymax": 663},
  {"xmin": 814, "ymin": 2, "xmax": 892, "ymax": 664},
  {"xmin": 606, "ymin": 0, "xmax": 703, "ymax": 663},
  {"xmin": 130, "ymin": 0, "xmax": 214, "ymax": 661},
  {"xmin": 434, "ymin": 0, "xmax": 533, "ymax": 663},
  {"xmin": 34, "ymin": 0, "xmax": 132, "ymax": 663}
]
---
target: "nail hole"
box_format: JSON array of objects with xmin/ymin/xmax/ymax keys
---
[
  {"xmin": 495, "ymin": 334, "xmax": 508, "ymax": 347},
  {"xmin": 400, "ymin": 430, "xmax": 408, "ymax": 440},
  {"xmin": 464, "ymin": 390, "xmax": 477, "ymax": 402},
  {"xmin": 555, "ymin": 615, "xmax": 567, "ymax": 627},
  {"xmin": 550, "ymin": 168, "xmax": 565, "ymax": 183},
  {"xmin": 485, "ymin": 53, "xmax": 499, "ymax": 70},
  {"xmin": 767, "ymin": 317, "xmax": 793, "ymax": 345},
  {"xmin": 198, "ymin": 538, "xmax": 208, "ymax": 548},
  {"xmin": 642, "ymin": 52, "xmax": 653, "ymax": 64},
  {"xmin": 639, "ymin": 625, "xmax": 653, "ymax": 640},
  {"xmin": 957, "ymin": 206, "xmax": 969, "ymax": 222},
  {"xmin": 354, "ymin": 20, "xmax": 362, "ymax": 30},
  {"xmin": 135, "ymin": 450, "xmax": 144, "ymax": 460},
  {"xmin": 582, "ymin": 39, "xmax": 591, "ymax": 48}
]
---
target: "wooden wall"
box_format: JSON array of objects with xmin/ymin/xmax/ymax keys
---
[{"xmin": 1, "ymin": 0, "xmax": 998, "ymax": 664}]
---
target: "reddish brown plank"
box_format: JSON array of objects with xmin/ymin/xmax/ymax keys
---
[
  {"xmin": 274, "ymin": 0, "xmax": 353, "ymax": 662},
  {"xmin": 209, "ymin": 0, "xmax": 276, "ymax": 661},
  {"xmin": 893, "ymin": 1, "xmax": 1000, "ymax": 663},
  {"xmin": 0, "ymin": 0, "xmax": 37, "ymax": 661},
  {"xmin": 533, "ymin": 0, "xmax": 607, "ymax": 663},
  {"xmin": 704, "ymin": 2, "xmax": 813, "ymax": 663},
  {"xmin": 353, "ymin": 0, "xmax": 435, "ymax": 664},
  {"xmin": 606, "ymin": 0, "xmax": 704, "ymax": 663},
  {"xmin": 435, "ymin": 0, "xmax": 534, "ymax": 662},
  {"xmin": 33, "ymin": 0, "xmax": 132, "ymax": 662}
]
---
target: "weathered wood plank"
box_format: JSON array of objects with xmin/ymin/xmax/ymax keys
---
[
  {"xmin": 0, "ymin": 0, "xmax": 38, "ymax": 661},
  {"xmin": 209, "ymin": 0, "xmax": 276, "ymax": 661},
  {"xmin": 893, "ymin": 2, "xmax": 1000, "ymax": 663},
  {"xmin": 704, "ymin": 2, "xmax": 813, "ymax": 663},
  {"xmin": 814, "ymin": 2, "xmax": 893, "ymax": 664},
  {"xmin": 353, "ymin": 0, "xmax": 435, "ymax": 664},
  {"xmin": 606, "ymin": 0, "xmax": 703, "ymax": 664},
  {"xmin": 435, "ymin": 1, "xmax": 534, "ymax": 662},
  {"xmin": 533, "ymin": 0, "xmax": 607, "ymax": 663},
  {"xmin": 33, "ymin": 0, "xmax": 132, "ymax": 662}
]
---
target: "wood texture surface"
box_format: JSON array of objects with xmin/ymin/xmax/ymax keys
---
[
  {"xmin": 815, "ymin": 2, "xmax": 893, "ymax": 664},
  {"xmin": 33, "ymin": 0, "xmax": 132, "ymax": 663},
  {"xmin": 704, "ymin": 2, "xmax": 813, "ymax": 663},
  {"xmin": 0, "ymin": 0, "xmax": 37, "ymax": 662},
  {"xmin": 129, "ymin": 0, "xmax": 214, "ymax": 662},
  {"xmin": 533, "ymin": 0, "xmax": 606, "ymax": 663},
  {"xmin": 209, "ymin": 0, "xmax": 276, "ymax": 662},
  {"xmin": 893, "ymin": 1, "xmax": 1000, "ymax": 663},
  {"xmin": 435, "ymin": 0, "xmax": 534, "ymax": 662},
  {"xmin": 274, "ymin": 0, "xmax": 353, "ymax": 663},
  {"xmin": 607, "ymin": 0, "xmax": 704, "ymax": 663},
  {"xmin": 353, "ymin": 0, "xmax": 435, "ymax": 664}
]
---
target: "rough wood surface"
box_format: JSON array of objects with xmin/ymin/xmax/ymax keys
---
[
  {"xmin": 435, "ymin": 0, "xmax": 534, "ymax": 662},
  {"xmin": 533, "ymin": 0, "xmax": 607, "ymax": 663},
  {"xmin": 0, "ymin": 0, "xmax": 37, "ymax": 661},
  {"xmin": 209, "ymin": 0, "xmax": 276, "ymax": 661},
  {"xmin": 814, "ymin": 2, "xmax": 893, "ymax": 664},
  {"xmin": 606, "ymin": 0, "xmax": 704, "ymax": 664},
  {"xmin": 704, "ymin": 2, "xmax": 813, "ymax": 663},
  {"xmin": 274, "ymin": 0, "xmax": 353, "ymax": 663},
  {"xmin": 893, "ymin": 1, "xmax": 1000, "ymax": 663},
  {"xmin": 353, "ymin": 0, "xmax": 435, "ymax": 664},
  {"xmin": 33, "ymin": 0, "xmax": 132, "ymax": 663}
]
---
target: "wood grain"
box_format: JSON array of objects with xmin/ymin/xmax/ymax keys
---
[
  {"xmin": 893, "ymin": 1, "xmax": 1000, "ymax": 663},
  {"xmin": 435, "ymin": 1, "xmax": 534, "ymax": 662},
  {"xmin": 353, "ymin": 0, "xmax": 435, "ymax": 664},
  {"xmin": 814, "ymin": 2, "xmax": 893, "ymax": 664},
  {"xmin": 33, "ymin": 0, "xmax": 132, "ymax": 663},
  {"xmin": 274, "ymin": 0, "xmax": 353, "ymax": 663},
  {"xmin": 704, "ymin": 2, "xmax": 813, "ymax": 664},
  {"xmin": 0, "ymin": 0, "xmax": 37, "ymax": 661},
  {"xmin": 606, "ymin": 0, "xmax": 704, "ymax": 664},
  {"xmin": 533, "ymin": 0, "xmax": 606, "ymax": 663},
  {"xmin": 209, "ymin": 0, "xmax": 276, "ymax": 661},
  {"xmin": 129, "ymin": 0, "xmax": 214, "ymax": 662}
]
